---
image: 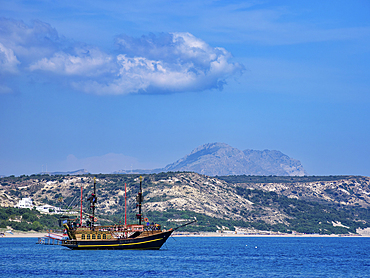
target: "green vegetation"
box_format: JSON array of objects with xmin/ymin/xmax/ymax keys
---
[
  {"xmin": 235, "ymin": 187, "xmax": 370, "ymax": 234},
  {"xmin": 0, "ymin": 207, "xmax": 59, "ymax": 232}
]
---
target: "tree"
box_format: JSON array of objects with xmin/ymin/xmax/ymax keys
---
[
  {"xmin": 0, "ymin": 210, "xmax": 8, "ymax": 220},
  {"xmin": 31, "ymin": 221, "xmax": 43, "ymax": 231}
]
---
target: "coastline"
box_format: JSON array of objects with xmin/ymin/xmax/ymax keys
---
[
  {"xmin": 1, "ymin": 231, "xmax": 369, "ymax": 238},
  {"xmin": 1, "ymin": 232, "xmax": 47, "ymax": 238},
  {"xmin": 172, "ymin": 232, "xmax": 370, "ymax": 237}
]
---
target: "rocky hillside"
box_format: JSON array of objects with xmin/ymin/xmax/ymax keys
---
[
  {"xmin": 116, "ymin": 143, "xmax": 308, "ymax": 176},
  {"xmin": 0, "ymin": 173, "xmax": 253, "ymax": 221},
  {"xmin": 1, "ymin": 173, "xmax": 370, "ymax": 234},
  {"xmin": 218, "ymin": 175, "xmax": 370, "ymax": 208}
]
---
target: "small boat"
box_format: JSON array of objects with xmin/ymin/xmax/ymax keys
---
[{"xmin": 61, "ymin": 176, "xmax": 195, "ymax": 250}]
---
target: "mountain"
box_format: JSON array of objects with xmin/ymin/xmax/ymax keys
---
[
  {"xmin": 162, "ymin": 143, "xmax": 308, "ymax": 176},
  {"xmin": 39, "ymin": 169, "xmax": 90, "ymax": 176},
  {"xmin": 114, "ymin": 143, "xmax": 308, "ymax": 176}
]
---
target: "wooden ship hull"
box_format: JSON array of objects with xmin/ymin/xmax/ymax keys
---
[{"xmin": 62, "ymin": 229, "xmax": 174, "ymax": 250}]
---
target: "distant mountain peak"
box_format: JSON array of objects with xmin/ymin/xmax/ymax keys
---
[
  {"xmin": 163, "ymin": 143, "xmax": 307, "ymax": 176},
  {"xmin": 114, "ymin": 143, "xmax": 308, "ymax": 176},
  {"xmin": 39, "ymin": 169, "xmax": 90, "ymax": 176}
]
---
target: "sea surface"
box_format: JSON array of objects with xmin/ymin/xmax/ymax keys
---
[{"xmin": 1, "ymin": 236, "xmax": 370, "ymax": 277}]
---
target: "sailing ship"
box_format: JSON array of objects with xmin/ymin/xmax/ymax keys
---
[{"xmin": 61, "ymin": 176, "xmax": 195, "ymax": 250}]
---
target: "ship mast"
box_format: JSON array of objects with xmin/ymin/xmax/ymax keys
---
[
  {"xmin": 136, "ymin": 176, "xmax": 143, "ymax": 225},
  {"xmin": 89, "ymin": 177, "xmax": 97, "ymax": 229},
  {"xmin": 80, "ymin": 185, "xmax": 83, "ymax": 226},
  {"xmin": 125, "ymin": 182, "xmax": 127, "ymax": 226}
]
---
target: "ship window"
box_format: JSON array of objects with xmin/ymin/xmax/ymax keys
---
[
  {"xmin": 97, "ymin": 234, "xmax": 101, "ymax": 239},
  {"xmin": 103, "ymin": 234, "xmax": 106, "ymax": 239},
  {"xmin": 87, "ymin": 234, "xmax": 90, "ymax": 240},
  {"xmin": 92, "ymin": 234, "xmax": 96, "ymax": 239},
  {"xmin": 81, "ymin": 234, "xmax": 85, "ymax": 240}
]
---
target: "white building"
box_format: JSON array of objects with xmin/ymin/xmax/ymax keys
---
[
  {"xmin": 15, "ymin": 197, "xmax": 33, "ymax": 209},
  {"xmin": 15, "ymin": 198, "xmax": 76, "ymax": 214},
  {"xmin": 36, "ymin": 204, "xmax": 62, "ymax": 213}
]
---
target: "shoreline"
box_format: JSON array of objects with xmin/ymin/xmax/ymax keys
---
[
  {"xmin": 1, "ymin": 232, "xmax": 47, "ymax": 238},
  {"xmin": 1, "ymin": 231, "xmax": 370, "ymax": 238},
  {"xmin": 172, "ymin": 232, "xmax": 370, "ymax": 238}
]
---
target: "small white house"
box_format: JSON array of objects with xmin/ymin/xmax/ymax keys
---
[
  {"xmin": 15, "ymin": 197, "xmax": 33, "ymax": 209},
  {"xmin": 36, "ymin": 204, "xmax": 62, "ymax": 213}
]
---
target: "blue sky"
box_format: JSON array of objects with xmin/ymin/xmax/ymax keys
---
[{"xmin": 1, "ymin": 0, "xmax": 370, "ymax": 176}]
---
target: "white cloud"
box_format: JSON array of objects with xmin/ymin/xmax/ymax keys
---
[
  {"xmin": 78, "ymin": 32, "xmax": 244, "ymax": 95},
  {"xmin": 68, "ymin": 32, "xmax": 244, "ymax": 95},
  {"xmin": 75, "ymin": 32, "xmax": 244, "ymax": 95},
  {"xmin": 0, "ymin": 18, "xmax": 243, "ymax": 95},
  {"xmin": 0, "ymin": 18, "xmax": 60, "ymax": 63},
  {"xmin": 29, "ymin": 46, "xmax": 114, "ymax": 76},
  {"xmin": 0, "ymin": 42, "xmax": 20, "ymax": 74}
]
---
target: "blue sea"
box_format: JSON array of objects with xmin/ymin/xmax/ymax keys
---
[{"xmin": 1, "ymin": 236, "xmax": 370, "ymax": 277}]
